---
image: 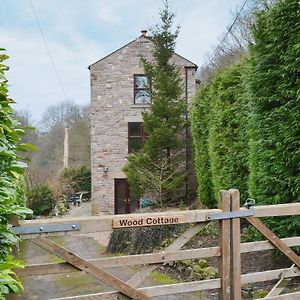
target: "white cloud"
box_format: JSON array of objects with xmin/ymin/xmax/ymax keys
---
[
  {"xmin": 1, "ymin": 0, "xmax": 246, "ymax": 122},
  {"xmin": 1, "ymin": 27, "xmax": 105, "ymax": 122}
]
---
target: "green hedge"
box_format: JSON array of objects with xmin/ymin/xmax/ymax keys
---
[
  {"xmin": 191, "ymin": 86, "xmax": 214, "ymax": 207},
  {"xmin": 248, "ymin": 0, "xmax": 300, "ymax": 206},
  {"xmin": 192, "ymin": 62, "xmax": 250, "ymax": 207},
  {"xmin": 192, "ymin": 0, "xmax": 300, "ymax": 238},
  {"xmin": 248, "ymin": 0, "xmax": 300, "ymax": 236}
]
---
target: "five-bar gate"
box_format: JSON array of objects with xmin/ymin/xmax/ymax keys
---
[{"xmin": 11, "ymin": 189, "xmax": 300, "ymax": 299}]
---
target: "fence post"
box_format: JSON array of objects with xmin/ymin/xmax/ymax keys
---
[
  {"xmin": 230, "ymin": 189, "xmax": 241, "ymax": 300},
  {"xmin": 219, "ymin": 190, "xmax": 231, "ymax": 300}
]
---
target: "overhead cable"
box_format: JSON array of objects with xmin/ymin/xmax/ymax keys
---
[
  {"xmin": 28, "ymin": 0, "xmax": 68, "ymax": 100},
  {"xmin": 202, "ymin": 0, "xmax": 249, "ymax": 68}
]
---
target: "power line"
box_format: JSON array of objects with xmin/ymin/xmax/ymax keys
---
[
  {"xmin": 28, "ymin": 0, "xmax": 68, "ymax": 100},
  {"xmin": 202, "ymin": 0, "xmax": 249, "ymax": 68}
]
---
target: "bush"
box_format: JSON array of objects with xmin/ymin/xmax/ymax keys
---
[
  {"xmin": 107, "ymin": 224, "xmax": 187, "ymax": 255},
  {"xmin": 208, "ymin": 62, "xmax": 250, "ymax": 204},
  {"xmin": 27, "ymin": 184, "xmax": 55, "ymax": 216},
  {"xmin": 248, "ymin": 0, "xmax": 300, "ymax": 237},
  {"xmin": 61, "ymin": 166, "xmax": 91, "ymax": 194},
  {"xmin": 191, "ymin": 86, "xmax": 214, "ymax": 207},
  {"xmin": 191, "ymin": 61, "xmax": 250, "ymax": 207},
  {"xmin": 0, "ymin": 49, "xmax": 32, "ymax": 299}
]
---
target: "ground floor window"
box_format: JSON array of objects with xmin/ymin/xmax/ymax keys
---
[{"xmin": 128, "ymin": 122, "xmax": 146, "ymax": 153}]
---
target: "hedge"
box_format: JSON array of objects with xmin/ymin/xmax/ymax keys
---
[
  {"xmin": 248, "ymin": 0, "xmax": 300, "ymax": 236},
  {"xmin": 192, "ymin": 62, "xmax": 250, "ymax": 207},
  {"xmin": 191, "ymin": 0, "xmax": 300, "ymax": 238}
]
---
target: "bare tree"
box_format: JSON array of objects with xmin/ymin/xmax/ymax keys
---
[
  {"xmin": 23, "ymin": 101, "xmax": 90, "ymax": 179},
  {"xmin": 198, "ymin": 0, "xmax": 275, "ymax": 83}
]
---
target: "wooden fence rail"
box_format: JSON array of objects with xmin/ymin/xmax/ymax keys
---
[
  {"xmin": 13, "ymin": 190, "xmax": 300, "ymax": 300},
  {"xmin": 17, "ymin": 203, "xmax": 300, "ymax": 237}
]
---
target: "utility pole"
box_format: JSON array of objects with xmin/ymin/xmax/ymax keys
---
[{"xmin": 63, "ymin": 127, "xmax": 69, "ymax": 168}]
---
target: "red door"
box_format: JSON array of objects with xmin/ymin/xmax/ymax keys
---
[{"xmin": 114, "ymin": 179, "xmax": 139, "ymax": 214}]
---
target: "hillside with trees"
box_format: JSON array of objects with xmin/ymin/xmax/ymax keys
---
[{"xmin": 15, "ymin": 101, "xmax": 91, "ymax": 216}]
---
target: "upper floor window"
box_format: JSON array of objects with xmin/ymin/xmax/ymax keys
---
[{"xmin": 134, "ymin": 75, "xmax": 151, "ymax": 105}]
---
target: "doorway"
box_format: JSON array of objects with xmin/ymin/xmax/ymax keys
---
[{"xmin": 114, "ymin": 179, "xmax": 139, "ymax": 214}]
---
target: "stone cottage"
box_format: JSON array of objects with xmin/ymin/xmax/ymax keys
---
[{"xmin": 89, "ymin": 30, "xmax": 197, "ymax": 215}]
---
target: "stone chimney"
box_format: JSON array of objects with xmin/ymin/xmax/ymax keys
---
[{"xmin": 141, "ymin": 30, "xmax": 147, "ymax": 37}]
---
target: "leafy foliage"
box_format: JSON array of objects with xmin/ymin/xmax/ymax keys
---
[
  {"xmin": 124, "ymin": 1, "xmax": 187, "ymax": 206},
  {"xmin": 124, "ymin": 152, "xmax": 185, "ymax": 207},
  {"xmin": 0, "ymin": 49, "xmax": 32, "ymax": 299},
  {"xmin": 191, "ymin": 62, "xmax": 250, "ymax": 207},
  {"xmin": 26, "ymin": 184, "xmax": 55, "ymax": 216},
  {"xmin": 60, "ymin": 166, "xmax": 91, "ymax": 194},
  {"xmin": 191, "ymin": 86, "xmax": 214, "ymax": 207},
  {"xmin": 248, "ymin": 0, "xmax": 300, "ymax": 236},
  {"xmin": 192, "ymin": 0, "xmax": 300, "ymax": 239},
  {"xmin": 108, "ymin": 224, "xmax": 186, "ymax": 254}
]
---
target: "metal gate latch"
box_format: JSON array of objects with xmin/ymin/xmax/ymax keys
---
[{"xmin": 206, "ymin": 207, "xmax": 254, "ymax": 221}]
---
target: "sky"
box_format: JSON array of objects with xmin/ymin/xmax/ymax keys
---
[{"xmin": 1, "ymin": 0, "xmax": 244, "ymax": 124}]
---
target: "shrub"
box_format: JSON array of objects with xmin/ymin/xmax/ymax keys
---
[
  {"xmin": 27, "ymin": 184, "xmax": 55, "ymax": 216},
  {"xmin": 191, "ymin": 86, "xmax": 214, "ymax": 207},
  {"xmin": 0, "ymin": 49, "xmax": 32, "ymax": 299},
  {"xmin": 208, "ymin": 62, "xmax": 250, "ymax": 204},
  {"xmin": 61, "ymin": 166, "xmax": 91, "ymax": 194},
  {"xmin": 107, "ymin": 224, "xmax": 187, "ymax": 255},
  {"xmin": 248, "ymin": 0, "xmax": 300, "ymax": 237},
  {"xmin": 191, "ymin": 61, "xmax": 250, "ymax": 207}
]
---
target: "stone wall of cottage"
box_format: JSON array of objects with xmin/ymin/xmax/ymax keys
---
[{"xmin": 90, "ymin": 35, "xmax": 197, "ymax": 215}]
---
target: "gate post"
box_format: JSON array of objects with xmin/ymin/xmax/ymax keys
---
[
  {"xmin": 230, "ymin": 189, "xmax": 241, "ymax": 300},
  {"xmin": 219, "ymin": 190, "xmax": 231, "ymax": 300}
]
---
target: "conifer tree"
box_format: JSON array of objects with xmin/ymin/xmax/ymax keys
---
[
  {"xmin": 124, "ymin": 1, "xmax": 187, "ymax": 207},
  {"xmin": 248, "ymin": 0, "xmax": 300, "ymax": 237}
]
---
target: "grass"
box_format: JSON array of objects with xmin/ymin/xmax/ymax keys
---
[
  {"xmin": 55, "ymin": 272, "xmax": 106, "ymax": 293},
  {"xmin": 151, "ymin": 271, "xmax": 180, "ymax": 285},
  {"xmin": 18, "ymin": 239, "xmax": 28, "ymax": 260},
  {"xmin": 50, "ymin": 235, "xmax": 67, "ymax": 245},
  {"xmin": 49, "ymin": 255, "xmax": 64, "ymax": 263}
]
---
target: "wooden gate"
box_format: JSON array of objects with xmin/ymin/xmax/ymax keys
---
[{"xmin": 12, "ymin": 189, "xmax": 300, "ymax": 299}]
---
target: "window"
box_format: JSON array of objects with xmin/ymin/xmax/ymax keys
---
[
  {"xmin": 134, "ymin": 75, "xmax": 150, "ymax": 104},
  {"xmin": 128, "ymin": 122, "xmax": 146, "ymax": 153}
]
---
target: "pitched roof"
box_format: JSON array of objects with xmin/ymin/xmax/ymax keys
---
[{"xmin": 88, "ymin": 35, "xmax": 197, "ymax": 69}]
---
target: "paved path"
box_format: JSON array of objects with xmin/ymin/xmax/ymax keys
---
[
  {"xmin": 20, "ymin": 201, "xmax": 212, "ymax": 299},
  {"xmin": 66, "ymin": 200, "xmax": 92, "ymax": 217}
]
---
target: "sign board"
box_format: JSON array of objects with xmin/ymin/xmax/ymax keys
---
[{"xmin": 113, "ymin": 215, "xmax": 184, "ymax": 229}]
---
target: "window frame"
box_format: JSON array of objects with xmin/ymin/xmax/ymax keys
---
[
  {"xmin": 133, "ymin": 74, "xmax": 151, "ymax": 105},
  {"xmin": 128, "ymin": 122, "xmax": 147, "ymax": 153}
]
